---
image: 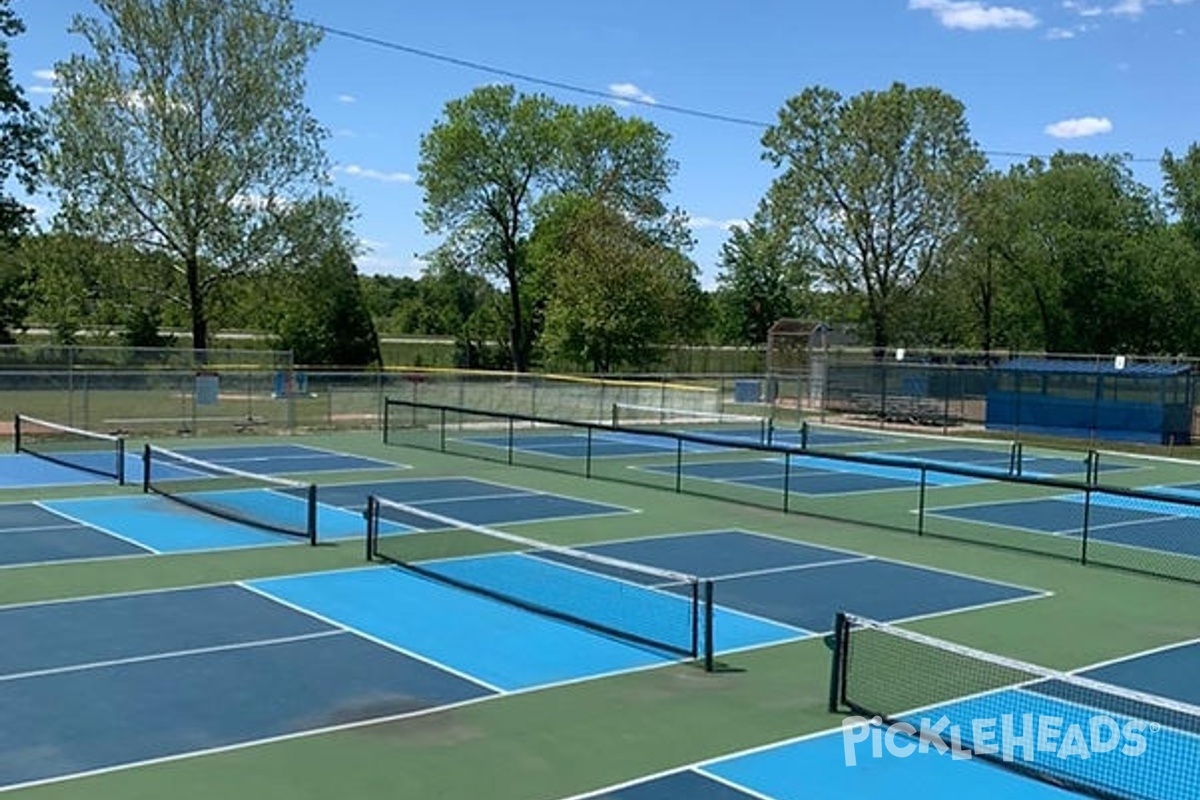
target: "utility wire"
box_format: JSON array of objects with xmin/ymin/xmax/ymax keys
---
[{"xmin": 272, "ymin": 9, "xmax": 1164, "ymax": 166}]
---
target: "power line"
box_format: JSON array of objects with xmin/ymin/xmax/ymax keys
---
[{"xmin": 273, "ymin": 10, "xmax": 1163, "ymax": 166}]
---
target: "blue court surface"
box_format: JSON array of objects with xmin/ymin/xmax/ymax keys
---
[
  {"xmin": 0, "ymin": 527, "xmax": 1046, "ymax": 791},
  {"xmin": 0, "ymin": 443, "xmax": 401, "ymax": 490},
  {"xmin": 930, "ymin": 492, "xmax": 1200, "ymax": 559},
  {"xmin": 566, "ymin": 638, "xmax": 1200, "ymax": 800},
  {"xmin": 860, "ymin": 446, "xmax": 1100, "ymax": 477},
  {"xmin": 463, "ymin": 424, "xmax": 886, "ymax": 461},
  {"xmin": 0, "ymin": 477, "xmax": 634, "ymax": 567},
  {"xmin": 462, "ymin": 429, "xmax": 741, "ymax": 459},
  {"xmin": 639, "ymin": 456, "xmax": 981, "ymax": 496},
  {"xmin": 0, "ymin": 453, "xmax": 123, "ymax": 489},
  {"xmin": 172, "ymin": 443, "xmax": 402, "ymax": 476}
]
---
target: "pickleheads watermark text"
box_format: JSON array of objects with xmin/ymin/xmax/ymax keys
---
[{"xmin": 841, "ymin": 714, "xmax": 1153, "ymax": 766}]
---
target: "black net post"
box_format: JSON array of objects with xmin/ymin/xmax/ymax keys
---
[
  {"xmin": 116, "ymin": 438, "xmax": 126, "ymax": 486},
  {"xmin": 690, "ymin": 580, "xmax": 699, "ymax": 660},
  {"xmin": 828, "ymin": 611, "xmax": 849, "ymax": 713},
  {"xmin": 674, "ymin": 438, "xmax": 683, "ymax": 493},
  {"xmin": 141, "ymin": 443, "xmax": 151, "ymax": 492},
  {"xmin": 1080, "ymin": 485, "xmax": 1093, "ymax": 566},
  {"xmin": 585, "ymin": 426, "xmax": 593, "ymax": 479},
  {"xmin": 382, "ymin": 397, "xmax": 391, "ymax": 444},
  {"xmin": 800, "ymin": 420, "xmax": 809, "ymax": 451},
  {"xmin": 702, "ymin": 579, "xmax": 714, "ymax": 673},
  {"xmin": 365, "ymin": 495, "xmax": 378, "ymax": 561},
  {"xmin": 782, "ymin": 451, "xmax": 791, "ymax": 513},
  {"xmin": 439, "ymin": 406, "xmax": 447, "ymax": 452},
  {"xmin": 11, "ymin": 414, "xmax": 19, "ymax": 453},
  {"xmin": 917, "ymin": 466, "xmax": 927, "ymax": 536},
  {"xmin": 507, "ymin": 416, "xmax": 514, "ymax": 465},
  {"xmin": 306, "ymin": 484, "xmax": 318, "ymax": 546}
]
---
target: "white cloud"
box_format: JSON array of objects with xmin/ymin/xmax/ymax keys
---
[
  {"xmin": 1046, "ymin": 26, "xmax": 1077, "ymax": 37},
  {"xmin": 688, "ymin": 216, "xmax": 747, "ymax": 232},
  {"xmin": 1063, "ymin": 0, "xmax": 1106, "ymax": 15},
  {"xmin": 1109, "ymin": 0, "xmax": 1145, "ymax": 14},
  {"xmin": 909, "ymin": 0, "xmax": 1039, "ymax": 30},
  {"xmin": 29, "ymin": 85, "xmax": 57, "ymax": 95},
  {"xmin": 1044, "ymin": 116, "xmax": 1114, "ymax": 138},
  {"xmin": 1065, "ymin": 0, "xmax": 1195, "ymax": 17},
  {"xmin": 337, "ymin": 93, "xmax": 356, "ymax": 104},
  {"xmin": 337, "ymin": 164, "xmax": 413, "ymax": 183},
  {"xmin": 356, "ymin": 253, "xmax": 426, "ymax": 277},
  {"xmin": 608, "ymin": 82, "xmax": 656, "ymax": 106},
  {"xmin": 33, "ymin": 69, "xmax": 57, "ymax": 81}
]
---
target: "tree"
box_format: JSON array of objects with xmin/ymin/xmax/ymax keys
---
[
  {"xmin": 20, "ymin": 232, "xmax": 184, "ymax": 344},
  {"xmin": 0, "ymin": 0, "xmax": 45, "ymax": 340},
  {"xmin": 714, "ymin": 209, "xmax": 808, "ymax": 346},
  {"xmin": 263, "ymin": 246, "xmax": 380, "ymax": 365},
  {"xmin": 1163, "ymin": 144, "xmax": 1200, "ymax": 246},
  {"xmin": 243, "ymin": 195, "xmax": 380, "ymax": 366},
  {"xmin": 532, "ymin": 196, "xmax": 702, "ymax": 372},
  {"xmin": 761, "ymin": 83, "xmax": 986, "ymax": 349},
  {"xmin": 418, "ymin": 86, "xmax": 681, "ymax": 371},
  {"xmin": 42, "ymin": 0, "xmax": 330, "ymax": 357},
  {"xmin": 970, "ymin": 154, "xmax": 1159, "ymax": 353}
]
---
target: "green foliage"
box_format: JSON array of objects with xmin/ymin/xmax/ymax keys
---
[
  {"xmin": 762, "ymin": 83, "xmax": 986, "ymax": 348},
  {"xmin": 0, "ymin": 246, "xmax": 29, "ymax": 344},
  {"xmin": 120, "ymin": 307, "xmax": 175, "ymax": 348},
  {"xmin": 266, "ymin": 247, "xmax": 380, "ymax": 366},
  {"xmin": 42, "ymin": 0, "xmax": 329, "ymax": 352},
  {"xmin": 1163, "ymin": 145, "xmax": 1200, "ymax": 247},
  {"xmin": 0, "ymin": 0, "xmax": 42, "ymax": 246},
  {"xmin": 418, "ymin": 85, "xmax": 682, "ymax": 371},
  {"xmin": 955, "ymin": 154, "xmax": 1163, "ymax": 353},
  {"xmin": 531, "ymin": 196, "xmax": 704, "ymax": 372},
  {"xmin": 19, "ymin": 232, "xmax": 185, "ymax": 344},
  {"xmin": 714, "ymin": 210, "xmax": 808, "ymax": 345},
  {"xmin": 0, "ymin": 1, "xmax": 44, "ymax": 341},
  {"xmin": 240, "ymin": 196, "xmax": 379, "ymax": 366}
]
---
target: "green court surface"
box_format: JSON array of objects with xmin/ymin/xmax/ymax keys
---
[{"xmin": 2, "ymin": 429, "xmax": 1199, "ymax": 800}]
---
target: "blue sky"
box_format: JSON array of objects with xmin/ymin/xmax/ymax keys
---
[{"xmin": 8, "ymin": 0, "xmax": 1200, "ymax": 288}]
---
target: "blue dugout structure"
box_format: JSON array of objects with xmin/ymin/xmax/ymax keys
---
[{"xmin": 985, "ymin": 358, "xmax": 1194, "ymax": 445}]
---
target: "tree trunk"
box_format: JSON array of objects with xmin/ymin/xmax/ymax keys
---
[
  {"xmin": 980, "ymin": 251, "xmax": 994, "ymax": 355},
  {"xmin": 186, "ymin": 254, "xmax": 208, "ymax": 363},
  {"xmin": 504, "ymin": 250, "xmax": 527, "ymax": 372}
]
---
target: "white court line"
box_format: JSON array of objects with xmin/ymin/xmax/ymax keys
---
[
  {"xmin": 31, "ymin": 501, "xmax": 160, "ymax": 555},
  {"xmin": 529, "ymin": 525, "xmax": 1052, "ymax": 600},
  {"xmin": 0, "ymin": 630, "xmax": 343, "ymax": 684},
  {"xmin": 554, "ymin": 627, "xmax": 1200, "ymax": 800},
  {"xmin": 694, "ymin": 556, "xmax": 877, "ymax": 584},
  {"xmin": 0, "ymin": 522, "xmax": 93, "ymax": 535},
  {"xmin": 692, "ymin": 768, "xmax": 778, "ymax": 800},
  {"xmin": 237, "ymin": 581, "xmax": 504, "ymax": 694},
  {"xmin": 719, "ymin": 527, "xmax": 1053, "ymax": 598}
]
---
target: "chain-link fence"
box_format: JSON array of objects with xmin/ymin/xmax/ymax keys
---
[
  {"xmin": 0, "ymin": 352, "xmax": 774, "ymax": 436},
  {"xmin": 768, "ymin": 347, "xmax": 1200, "ymax": 443}
]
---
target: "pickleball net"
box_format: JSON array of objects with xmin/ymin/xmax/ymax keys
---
[
  {"xmin": 829, "ymin": 612, "xmax": 1200, "ymax": 800},
  {"xmin": 611, "ymin": 402, "xmax": 772, "ymax": 445},
  {"xmin": 14, "ymin": 414, "xmax": 126, "ymax": 484},
  {"xmin": 365, "ymin": 495, "xmax": 714, "ymax": 669},
  {"xmin": 142, "ymin": 444, "xmax": 317, "ymax": 545}
]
